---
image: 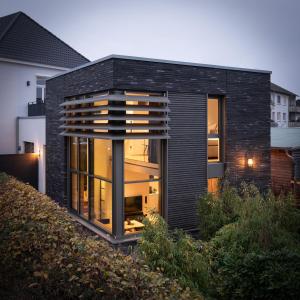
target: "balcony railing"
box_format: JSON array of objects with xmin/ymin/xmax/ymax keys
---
[
  {"xmin": 288, "ymin": 121, "xmax": 300, "ymax": 127},
  {"xmin": 28, "ymin": 100, "xmax": 45, "ymax": 116}
]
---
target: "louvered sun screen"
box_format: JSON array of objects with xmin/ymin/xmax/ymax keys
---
[{"xmin": 59, "ymin": 91, "xmax": 170, "ymax": 140}]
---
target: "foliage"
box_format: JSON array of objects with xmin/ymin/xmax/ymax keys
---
[
  {"xmin": 204, "ymin": 182, "xmax": 300, "ymax": 299},
  {"xmin": 137, "ymin": 214, "xmax": 207, "ymax": 297},
  {"xmin": 0, "ymin": 172, "xmax": 8, "ymax": 184},
  {"xmin": 198, "ymin": 179, "xmax": 241, "ymax": 240},
  {"xmin": 0, "ymin": 176, "xmax": 198, "ymax": 300},
  {"xmin": 139, "ymin": 181, "xmax": 300, "ymax": 299}
]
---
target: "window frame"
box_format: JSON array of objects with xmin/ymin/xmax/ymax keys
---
[
  {"xmin": 207, "ymin": 96, "xmax": 223, "ymax": 163},
  {"xmin": 277, "ymin": 95, "xmax": 281, "ymax": 105},
  {"xmin": 36, "ymin": 76, "xmax": 47, "ymax": 102}
]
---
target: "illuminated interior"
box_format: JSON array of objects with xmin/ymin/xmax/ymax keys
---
[
  {"xmin": 91, "ymin": 139, "xmax": 112, "ymax": 232},
  {"xmin": 208, "ymin": 98, "xmax": 220, "ymax": 162},
  {"xmin": 67, "ymin": 90, "xmax": 166, "ymax": 237},
  {"xmin": 208, "ymin": 178, "xmax": 219, "ymax": 194},
  {"xmin": 124, "ymin": 139, "xmax": 161, "ymax": 234}
]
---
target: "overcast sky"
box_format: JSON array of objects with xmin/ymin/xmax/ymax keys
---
[{"xmin": 1, "ymin": 0, "xmax": 299, "ymax": 95}]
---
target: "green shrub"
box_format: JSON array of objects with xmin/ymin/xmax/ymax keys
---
[
  {"xmin": 137, "ymin": 214, "xmax": 207, "ymax": 297},
  {"xmin": 207, "ymin": 228, "xmax": 300, "ymax": 299},
  {"xmin": 0, "ymin": 176, "xmax": 197, "ymax": 300},
  {"xmin": 198, "ymin": 179, "xmax": 241, "ymax": 240},
  {"xmin": 204, "ymin": 182, "xmax": 300, "ymax": 299},
  {"xmin": 0, "ymin": 172, "xmax": 8, "ymax": 184}
]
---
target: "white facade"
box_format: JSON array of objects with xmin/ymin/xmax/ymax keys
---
[
  {"xmin": 18, "ymin": 116, "xmax": 46, "ymax": 193},
  {"xmin": 271, "ymin": 91, "xmax": 289, "ymax": 128},
  {"xmin": 0, "ymin": 58, "xmax": 66, "ymax": 154},
  {"xmin": 0, "ymin": 58, "xmax": 67, "ymax": 192}
]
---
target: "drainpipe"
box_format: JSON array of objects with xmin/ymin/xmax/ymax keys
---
[{"xmin": 16, "ymin": 117, "xmax": 20, "ymax": 153}]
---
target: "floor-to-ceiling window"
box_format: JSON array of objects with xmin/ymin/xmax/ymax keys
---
[
  {"xmin": 70, "ymin": 137, "xmax": 113, "ymax": 233},
  {"xmin": 91, "ymin": 139, "xmax": 112, "ymax": 233},
  {"xmin": 124, "ymin": 139, "xmax": 161, "ymax": 234},
  {"xmin": 66, "ymin": 90, "xmax": 168, "ymax": 239}
]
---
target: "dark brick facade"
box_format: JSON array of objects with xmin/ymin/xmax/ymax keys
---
[{"xmin": 46, "ymin": 57, "xmax": 271, "ymax": 231}]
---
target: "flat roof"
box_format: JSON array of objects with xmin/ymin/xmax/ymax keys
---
[
  {"xmin": 271, "ymin": 127, "xmax": 300, "ymax": 150},
  {"xmin": 48, "ymin": 54, "xmax": 272, "ymax": 81}
]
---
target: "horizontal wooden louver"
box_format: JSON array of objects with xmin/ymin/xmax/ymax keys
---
[{"xmin": 59, "ymin": 93, "xmax": 170, "ymax": 139}]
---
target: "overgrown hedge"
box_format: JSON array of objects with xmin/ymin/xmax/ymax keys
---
[
  {"xmin": 0, "ymin": 174, "xmax": 198, "ymax": 299},
  {"xmin": 138, "ymin": 182, "xmax": 300, "ymax": 299}
]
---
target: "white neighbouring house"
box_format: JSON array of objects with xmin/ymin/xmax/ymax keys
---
[
  {"xmin": 0, "ymin": 11, "xmax": 89, "ymax": 192},
  {"xmin": 270, "ymin": 83, "xmax": 298, "ymax": 128}
]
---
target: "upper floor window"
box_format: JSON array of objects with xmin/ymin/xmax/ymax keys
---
[
  {"xmin": 283, "ymin": 97, "xmax": 287, "ymax": 106},
  {"xmin": 277, "ymin": 95, "xmax": 281, "ymax": 105},
  {"xmin": 36, "ymin": 77, "xmax": 47, "ymax": 102},
  {"xmin": 272, "ymin": 112, "xmax": 275, "ymax": 121},
  {"xmin": 277, "ymin": 112, "xmax": 281, "ymax": 121},
  {"xmin": 208, "ymin": 97, "xmax": 221, "ymax": 162}
]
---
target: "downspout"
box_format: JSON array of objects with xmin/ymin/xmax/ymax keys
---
[{"xmin": 16, "ymin": 117, "xmax": 20, "ymax": 153}]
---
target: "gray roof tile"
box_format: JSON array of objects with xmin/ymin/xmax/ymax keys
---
[{"xmin": 0, "ymin": 11, "xmax": 89, "ymax": 68}]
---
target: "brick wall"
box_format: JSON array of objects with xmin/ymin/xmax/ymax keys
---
[{"xmin": 46, "ymin": 57, "xmax": 271, "ymax": 230}]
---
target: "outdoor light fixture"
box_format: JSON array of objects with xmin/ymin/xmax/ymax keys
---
[{"xmin": 247, "ymin": 158, "xmax": 254, "ymax": 168}]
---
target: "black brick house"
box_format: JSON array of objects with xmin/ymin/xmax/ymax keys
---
[{"xmin": 46, "ymin": 55, "xmax": 271, "ymax": 243}]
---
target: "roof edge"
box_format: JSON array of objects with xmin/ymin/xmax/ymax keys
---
[
  {"xmin": 0, "ymin": 11, "xmax": 21, "ymax": 42},
  {"xmin": 18, "ymin": 12, "xmax": 90, "ymax": 64},
  {"xmin": 47, "ymin": 54, "xmax": 272, "ymax": 81}
]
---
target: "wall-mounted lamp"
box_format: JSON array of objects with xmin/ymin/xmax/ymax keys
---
[
  {"xmin": 34, "ymin": 147, "xmax": 41, "ymax": 158},
  {"xmin": 26, "ymin": 81, "xmax": 30, "ymax": 86},
  {"xmin": 247, "ymin": 158, "xmax": 254, "ymax": 168}
]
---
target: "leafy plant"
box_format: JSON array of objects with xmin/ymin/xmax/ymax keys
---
[
  {"xmin": 198, "ymin": 179, "xmax": 241, "ymax": 240},
  {"xmin": 0, "ymin": 176, "xmax": 197, "ymax": 300},
  {"xmin": 204, "ymin": 182, "xmax": 300, "ymax": 299},
  {"xmin": 137, "ymin": 214, "xmax": 208, "ymax": 297}
]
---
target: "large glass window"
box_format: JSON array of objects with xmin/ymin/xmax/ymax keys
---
[
  {"xmin": 208, "ymin": 97, "xmax": 221, "ymax": 162},
  {"xmin": 79, "ymin": 138, "xmax": 88, "ymax": 172},
  {"xmin": 124, "ymin": 139, "xmax": 161, "ymax": 235},
  {"xmin": 94, "ymin": 139, "xmax": 112, "ymax": 179},
  {"xmin": 70, "ymin": 137, "xmax": 78, "ymax": 169},
  {"xmin": 124, "ymin": 139, "xmax": 160, "ymax": 181},
  {"xmin": 79, "ymin": 174, "xmax": 89, "ymax": 219},
  {"xmin": 91, "ymin": 178, "xmax": 112, "ymax": 233},
  {"xmin": 69, "ymin": 136, "xmax": 162, "ymax": 236},
  {"xmin": 91, "ymin": 139, "xmax": 112, "ymax": 232},
  {"xmin": 70, "ymin": 138, "xmax": 112, "ymax": 233},
  {"xmin": 71, "ymin": 173, "xmax": 78, "ymax": 211}
]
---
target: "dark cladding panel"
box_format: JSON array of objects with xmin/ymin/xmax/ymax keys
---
[{"xmin": 167, "ymin": 92, "xmax": 207, "ymax": 230}]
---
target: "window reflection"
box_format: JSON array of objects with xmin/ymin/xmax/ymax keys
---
[
  {"xmin": 91, "ymin": 178, "xmax": 112, "ymax": 233},
  {"xmin": 208, "ymin": 98, "xmax": 221, "ymax": 162},
  {"xmin": 208, "ymin": 99, "xmax": 219, "ymax": 134},
  {"xmin": 124, "ymin": 181, "xmax": 160, "ymax": 235},
  {"xmin": 79, "ymin": 138, "xmax": 88, "ymax": 172}
]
